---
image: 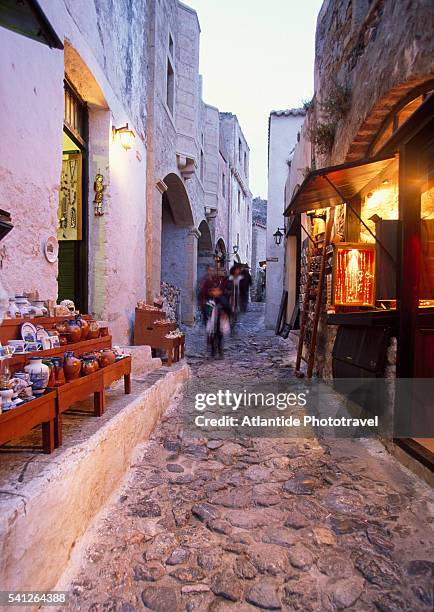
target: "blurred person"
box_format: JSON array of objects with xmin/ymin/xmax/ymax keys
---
[
  {"xmin": 197, "ymin": 264, "xmax": 217, "ymax": 324},
  {"xmin": 205, "ymin": 285, "xmax": 231, "ymax": 358},
  {"xmin": 239, "ymin": 264, "xmax": 252, "ymax": 312}
]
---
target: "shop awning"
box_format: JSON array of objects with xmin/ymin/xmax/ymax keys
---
[
  {"xmin": 284, "ymin": 155, "xmax": 396, "ymax": 215},
  {"xmin": 0, "ymin": 0, "xmax": 63, "ymax": 49}
]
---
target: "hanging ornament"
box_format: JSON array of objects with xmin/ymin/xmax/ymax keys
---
[{"xmin": 94, "ymin": 173, "xmax": 105, "ymax": 216}]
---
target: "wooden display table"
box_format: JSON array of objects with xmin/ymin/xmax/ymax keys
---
[
  {"xmin": 0, "ymin": 391, "xmax": 56, "ymax": 454},
  {"xmin": 134, "ymin": 307, "xmax": 183, "ymax": 366},
  {"xmin": 0, "ymin": 313, "xmax": 133, "ymax": 453},
  {"xmin": 54, "ymin": 356, "xmax": 131, "ymax": 447}
]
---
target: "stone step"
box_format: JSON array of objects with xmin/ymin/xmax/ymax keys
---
[{"xmin": 0, "ymin": 363, "xmax": 190, "ymax": 592}]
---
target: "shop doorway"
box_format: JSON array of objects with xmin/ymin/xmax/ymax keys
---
[
  {"xmin": 197, "ymin": 220, "xmax": 213, "ymax": 282},
  {"xmin": 57, "ymin": 80, "xmax": 88, "ymax": 312}
]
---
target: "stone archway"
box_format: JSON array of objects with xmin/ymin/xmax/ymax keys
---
[
  {"xmin": 197, "ymin": 220, "xmax": 213, "ymax": 282},
  {"xmin": 215, "ymin": 238, "xmax": 227, "ymax": 270},
  {"xmin": 161, "ymin": 173, "xmax": 197, "ymax": 324}
]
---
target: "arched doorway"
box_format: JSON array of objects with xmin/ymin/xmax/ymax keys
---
[
  {"xmin": 215, "ymin": 238, "xmax": 227, "ymax": 270},
  {"xmin": 161, "ymin": 173, "xmax": 196, "ymax": 324},
  {"xmin": 197, "ymin": 220, "xmax": 213, "ymax": 282}
]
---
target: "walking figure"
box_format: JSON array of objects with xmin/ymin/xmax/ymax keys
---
[{"xmin": 205, "ymin": 285, "xmax": 231, "ymax": 358}]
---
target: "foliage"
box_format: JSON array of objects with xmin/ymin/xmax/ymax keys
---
[
  {"xmin": 302, "ymin": 97, "xmax": 315, "ymax": 112},
  {"xmin": 320, "ymin": 80, "xmax": 352, "ymax": 122},
  {"xmin": 309, "ymin": 122, "xmax": 336, "ymax": 155}
]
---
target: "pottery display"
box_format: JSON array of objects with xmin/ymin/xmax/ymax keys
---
[
  {"xmin": 7, "ymin": 297, "xmax": 20, "ymax": 318},
  {"xmin": 63, "ymin": 352, "xmax": 82, "ymax": 381},
  {"xmin": 0, "ymin": 356, "xmax": 12, "ymax": 387},
  {"xmin": 97, "ymin": 348, "xmax": 116, "ymax": 368},
  {"xmin": 87, "ymin": 320, "xmax": 100, "ymax": 339},
  {"xmin": 45, "ymin": 360, "xmax": 56, "ymax": 388},
  {"xmin": 56, "ymin": 319, "xmax": 81, "ymax": 343},
  {"xmin": 0, "ymin": 387, "xmax": 14, "ymax": 410},
  {"xmin": 24, "ymin": 357, "xmax": 50, "ymax": 395},
  {"xmin": 81, "ymin": 355, "xmax": 99, "ymax": 376},
  {"xmin": 51, "ymin": 357, "xmax": 66, "ymax": 387},
  {"xmin": 75, "ymin": 314, "xmax": 90, "ymax": 341},
  {"xmin": 15, "ymin": 295, "xmax": 32, "ymax": 317}
]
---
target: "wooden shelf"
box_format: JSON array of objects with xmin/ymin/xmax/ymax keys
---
[
  {"xmin": 9, "ymin": 335, "xmax": 112, "ymax": 371},
  {"xmin": 0, "ymin": 391, "xmax": 57, "ymax": 454}
]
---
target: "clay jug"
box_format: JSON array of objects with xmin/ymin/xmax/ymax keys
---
[
  {"xmin": 51, "ymin": 357, "xmax": 66, "ymax": 387},
  {"xmin": 81, "ymin": 355, "xmax": 99, "ymax": 376},
  {"xmin": 87, "ymin": 320, "xmax": 100, "ymax": 339},
  {"xmin": 76, "ymin": 315, "xmax": 90, "ymax": 341},
  {"xmin": 97, "ymin": 348, "xmax": 116, "ymax": 368},
  {"xmin": 63, "ymin": 351, "xmax": 82, "ymax": 381}
]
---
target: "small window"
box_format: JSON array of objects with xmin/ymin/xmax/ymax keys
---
[
  {"xmin": 244, "ymin": 151, "xmax": 247, "ymax": 175},
  {"xmin": 238, "ymin": 138, "xmax": 242, "ymax": 163},
  {"xmin": 237, "ymin": 232, "xmax": 240, "ymax": 248},
  {"xmin": 166, "ymin": 58, "xmax": 174, "ymax": 114},
  {"xmin": 222, "ymin": 172, "xmax": 225, "ymax": 197},
  {"xmin": 237, "ymin": 190, "xmax": 241, "ymax": 213},
  {"xmin": 246, "ymin": 243, "xmax": 249, "ymax": 259}
]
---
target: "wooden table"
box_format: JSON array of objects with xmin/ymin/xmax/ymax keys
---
[
  {"xmin": 0, "ymin": 391, "xmax": 56, "ymax": 454},
  {"xmin": 54, "ymin": 357, "xmax": 132, "ymax": 447}
]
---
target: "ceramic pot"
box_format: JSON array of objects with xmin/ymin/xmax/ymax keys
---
[
  {"xmin": 76, "ymin": 315, "xmax": 90, "ymax": 341},
  {"xmin": 31, "ymin": 300, "xmax": 48, "ymax": 316},
  {"xmin": 81, "ymin": 355, "xmax": 99, "ymax": 376},
  {"xmin": 51, "ymin": 357, "xmax": 66, "ymax": 387},
  {"xmin": 44, "ymin": 360, "xmax": 56, "ymax": 388},
  {"xmin": 63, "ymin": 352, "xmax": 82, "ymax": 381},
  {"xmin": 59, "ymin": 335, "xmax": 68, "ymax": 346},
  {"xmin": 24, "ymin": 357, "xmax": 50, "ymax": 395},
  {"xmin": 97, "ymin": 349, "xmax": 116, "ymax": 368},
  {"xmin": 65, "ymin": 320, "xmax": 82, "ymax": 343},
  {"xmin": 7, "ymin": 297, "xmax": 20, "ymax": 319},
  {"xmin": 99, "ymin": 326, "xmax": 109, "ymax": 337},
  {"xmin": 15, "ymin": 295, "xmax": 31, "ymax": 317},
  {"xmin": 87, "ymin": 320, "xmax": 100, "ymax": 339}
]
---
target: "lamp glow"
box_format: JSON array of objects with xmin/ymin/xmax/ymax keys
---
[{"xmin": 113, "ymin": 123, "xmax": 136, "ymax": 150}]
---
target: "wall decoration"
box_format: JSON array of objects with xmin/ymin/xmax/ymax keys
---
[
  {"xmin": 94, "ymin": 173, "xmax": 105, "ymax": 216},
  {"xmin": 44, "ymin": 235, "xmax": 59, "ymax": 263},
  {"xmin": 58, "ymin": 152, "xmax": 82, "ymax": 241}
]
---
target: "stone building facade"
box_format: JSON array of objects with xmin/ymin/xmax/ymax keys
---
[
  {"xmin": 251, "ymin": 197, "xmax": 267, "ymax": 301},
  {"xmin": 265, "ymin": 109, "xmax": 305, "ymax": 329},
  {"xmin": 0, "ymin": 0, "xmax": 251, "ymax": 339},
  {"xmin": 219, "ymin": 112, "xmax": 252, "ymax": 269},
  {"xmin": 283, "ymin": 0, "xmax": 434, "ymax": 377}
]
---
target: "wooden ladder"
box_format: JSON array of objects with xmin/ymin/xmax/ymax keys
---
[{"xmin": 295, "ymin": 208, "xmax": 335, "ymax": 378}]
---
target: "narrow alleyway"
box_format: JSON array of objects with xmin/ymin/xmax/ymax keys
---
[{"xmin": 64, "ymin": 305, "xmax": 433, "ymax": 611}]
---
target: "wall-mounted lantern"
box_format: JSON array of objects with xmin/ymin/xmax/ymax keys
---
[
  {"xmin": 112, "ymin": 123, "xmax": 136, "ymax": 150},
  {"xmin": 273, "ymin": 227, "xmax": 285, "ymax": 246},
  {"xmin": 232, "ymin": 244, "xmax": 239, "ymax": 255}
]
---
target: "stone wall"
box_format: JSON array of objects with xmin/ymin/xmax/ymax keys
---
[
  {"xmin": 266, "ymin": 110, "xmax": 305, "ymax": 329},
  {"xmin": 0, "ymin": 0, "xmax": 150, "ymax": 343},
  {"xmin": 219, "ymin": 113, "xmax": 252, "ymax": 268},
  {"xmin": 314, "ymin": 0, "xmax": 434, "ymax": 166}
]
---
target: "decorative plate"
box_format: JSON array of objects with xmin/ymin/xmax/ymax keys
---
[
  {"xmin": 36, "ymin": 326, "xmax": 50, "ymax": 341},
  {"xmin": 44, "ymin": 235, "xmax": 59, "ymax": 263},
  {"xmin": 21, "ymin": 322, "xmax": 37, "ymax": 342}
]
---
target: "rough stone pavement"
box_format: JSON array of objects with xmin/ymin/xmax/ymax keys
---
[{"xmin": 64, "ymin": 305, "xmax": 433, "ymax": 611}]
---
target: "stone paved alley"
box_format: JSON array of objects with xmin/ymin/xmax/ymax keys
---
[{"xmin": 63, "ymin": 305, "xmax": 433, "ymax": 611}]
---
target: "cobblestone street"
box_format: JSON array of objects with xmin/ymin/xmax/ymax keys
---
[{"xmin": 65, "ymin": 305, "xmax": 433, "ymax": 611}]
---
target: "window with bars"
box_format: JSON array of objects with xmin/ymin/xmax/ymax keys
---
[{"xmin": 64, "ymin": 79, "xmax": 87, "ymax": 145}]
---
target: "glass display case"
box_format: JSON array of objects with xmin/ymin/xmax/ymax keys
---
[{"xmin": 332, "ymin": 243, "xmax": 376, "ymax": 307}]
